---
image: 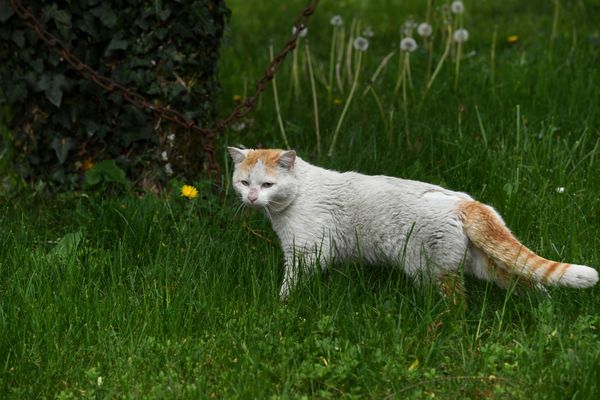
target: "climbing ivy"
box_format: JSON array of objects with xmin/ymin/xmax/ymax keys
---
[{"xmin": 0, "ymin": 0, "xmax": 229, "ymax": 190}]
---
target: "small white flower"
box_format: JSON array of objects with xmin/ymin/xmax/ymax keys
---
[
  {"xmin": 165, "ymin": 163, "xmax": 173, "ymax": 176},
  {"xmin": 453, "ymin": 28, "xmax": 469, "ymax": 43},
  {"xmin": 400, "ymin": 37, "xmax": 418, "ymax": 52},
  {"xmin": 167, "ymin": 133, "xmax": 175, "ymax": 143},
  {"xmin": 161, "ymin": 150, "xmax": 168, "ymax": 161},
  {"xmin": 353, "ymin": 36, "xmax": 369, "ymax": 51},
  {"xmin": 330, "ymin": 15, "xmax": 343, "ymax": 27},
  {"xmin": 402, "ymin": 20, "xmax": 417, "ymax": 36},
  {"xmin": 556, "ymin": 187, "xmax": 565, "ymax": 194},
  {"xmin": 292, "ymin": 25, "xmax": 308, "ymax": 38},
  {"xmin": 362, "ymin": 26, "xmax": 374, "ymax": 38},
  {"xmin": 97, "ymin": 376, "xmax": 103, "ymax": 386},
  {"xmin": 451, "ymin": 1, "xmax": 465, "ymax": 14},
  {"xmin": 417, "ymin": 22, "xmax": 432, "ymax": 37},
  {"xmin": 231, "ymin": 121, "xmax": 246, "ymax": 132}
]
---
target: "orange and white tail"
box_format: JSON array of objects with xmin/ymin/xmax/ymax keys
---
[{"xmin": 458, "ymin": 200, "xmax": 598, "ymax": 288}]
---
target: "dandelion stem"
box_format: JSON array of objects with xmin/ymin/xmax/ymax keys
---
[
  {"xmin": 406, "ymin": 52, "xmax": 414, "ymax": 90},
  {"xmin": 516, "ymin": 104, "xmax": 521, "ymax": 149},
  {"xmin": 425, "ymin": 0, "xmax": 434, "ymax": 80},
  {"xmin": 550, "ymin": 0, "xmax": 560, "ymax": 62},
  {"xmin": 458, "ymin": 106, "xmax": 463, "ymax": 140},
  {"xmin": 345, "ymin": 18, "xmax": 357, "ymax": 87},
  {"xmin": 402, "ymin": 55, "xmax": 411, "ymax": 147},
  {"xmin": 329, "ymin": 52, "xmax": 362, "ymax": 157},
  {"xmin": 426, "ymin": 38, "xmax": 434, "ymax": 82},
  {"xmin": 305, "ymin": 42, "xmax": 321, "ymax": 158},
  {"xmin": 327, "ymin": 26, "xmax": 338, "ymax": 98},
  {"xmin": 290, "ymin": 42, "xmax": 301, "ymax": 99},
  {"xmin": 395, "ymin": 51, "xmax": 405, "ymax": 94},
  {"xmin": 269, "ymin": 44, "xmax": 290, "ymax": 148},
  {"xmin": 421, "ymin": 25, "xmax": 452, "ymax": 108},
  {"xmin": 490, "ymin": 25, "xmax": 498, "ymax": 88},
  {"xmin": 366, "ymin": 86, "xmax": 386, "ymax": 131},
  {"xmin": 475, "ymin": 105, "xmax": 489, "ymax": 148},
  {"xmin": 335, "ymin": 26, "xmax": 346, "ymax": 93},
  {"xmin": 362, "ymin": 50, "xmax": 396, "ymax": 97},
  {"xmin": 453, "ymin": 41, "xmax": 463, "ymax": 90}
]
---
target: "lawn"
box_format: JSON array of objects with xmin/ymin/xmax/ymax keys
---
[{"xmin": 2, "ymin": 0, "xmax": 600, "ymax": 398}]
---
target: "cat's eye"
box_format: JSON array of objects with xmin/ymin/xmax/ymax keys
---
[
  {"xmin": 241, "ymin": 180, "xmax": 249, "ymax": 186},
  {"xmin": 262, "ymin": 182, "xmax": 274, "ymax": 188}
]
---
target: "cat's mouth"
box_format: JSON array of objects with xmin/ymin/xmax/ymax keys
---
[{"xmin": 243, "ymin": 198, "xmax": 266, "ymax": 208}]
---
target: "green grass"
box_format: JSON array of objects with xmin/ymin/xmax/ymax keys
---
[{"xmin": 2, "ymin": 0, "xmax": 600, "ymax": 398}]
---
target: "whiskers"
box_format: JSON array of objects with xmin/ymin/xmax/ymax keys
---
[
  {"xmin": 265, "ymin": 198, "xmax": 289, "ymax": 216},
  {"xmin": 233, "ymin": 198, "xmax": 247, "ymax": 217}
]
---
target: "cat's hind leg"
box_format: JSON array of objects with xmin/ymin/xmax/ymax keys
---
[
  {"xmin": 436, "ymin": 270, "xmax": 466, "ymax": 306},
  {"xmin": 466, "ymin": 246, "xmax": 547, "ymax": 294}
]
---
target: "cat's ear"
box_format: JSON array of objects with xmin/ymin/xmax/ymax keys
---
[
  {"xmin": 278, "ymin": 150, "xmax": 296, "ymax": 170},
  {"xmin": 227, "ymin": 147, "xmax": 248, "ymax": 164}
]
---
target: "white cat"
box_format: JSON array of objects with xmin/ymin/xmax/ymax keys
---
[{"xmin": 228, "ymin": 147, "xmax": 598, "ymax": 301}]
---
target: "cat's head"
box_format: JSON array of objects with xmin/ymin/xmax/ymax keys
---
[{"xmin": 228, "ymin": 147, "xmax": 298, "ymax": 211}]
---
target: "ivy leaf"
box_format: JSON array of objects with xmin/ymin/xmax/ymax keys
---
[
  {"xmin": 90, "ymin": 4, "xmax": 117, "ymax": 28},
  {"xmin": 0, "ymin": 0, "xmax": 15, "ymax": 23},
  {"xmin": 105, "ymin": 35, "xmax": 128, "ymax": 54},
  {"xmin": 80, "ymin": 13, "xmax": 99, "ymax": 38},
  {"xmin": 11, "ymin": 30, "xmax": 25, "ymax": 47},
  {"xmin": 85, "ymin": 160, "xmax": 127, "ymax": 187},
  {"xmin": 43, "ymin": 4, "xmax": 71, "ymax": 26},
  {"xmin": 43, "ymin": 74, "xmax": 67, "ymax": 107},
  {"xmin": 7, "ymin": 81, "xmax": 27, "ymax": 102},
  {"xmin": 51, "ymin": 137, "xmax": 75, "ymax": 165},
  {"xmin": 158, "ymin": 7, "xmax": 172, "ymax": 22}
]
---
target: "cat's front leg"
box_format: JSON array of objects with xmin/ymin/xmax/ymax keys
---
[
  {"xmin": 279, "ymin": 241, "xmax": 330, "ymax": 301},
  {"xmin": 279, "ymin": 251, "xmax": 303, "ymax": 301}
]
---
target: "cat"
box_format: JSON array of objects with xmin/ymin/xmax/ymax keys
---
[{"xmin": 228, "ymin": 147, "xmax": 598, "ymax": 301}]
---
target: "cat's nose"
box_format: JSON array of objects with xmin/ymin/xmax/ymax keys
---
[{"xmin": 248, "ymin": 190, "xmax": 258, "ymax": 203}]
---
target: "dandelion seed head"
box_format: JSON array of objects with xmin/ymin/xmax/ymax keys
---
[
  {"xmin": 451, "ymin": 1, "xmax": 465, "ymax": 15},
  {"xmin": 330, "ymin": 15, "xmax": 343, "ymax": 27},
  {"xmin": 400, "ymin": 37, "xmax": 418, "ymax": 52},
  {"xmin": 453, "ymin": 28, "xmax": 469, "ymax": 43},
  {"xmin": 165, "ymin": 163, "xmax": 173, "ymax": 176},
  {"xmin": 292, "ymin": 24, "xmax": 308, "ymax": 38},
  {"xmin": 362, "ymin": 26, "xmax": 374, "ymax": 38},
  {"xmin": 353, "ymin": 36, "xmax": 369, "ymax": 51},
  {"xmin": 231, "ymin": 121, "xmax": 246, "ymax": 132},
  {"xmin": 181, "ymin": 184, "xmax": 199, "ymax": 199},
  {"xmin": 402, "ymin": 19, "xmax": 418, "ymax": 36},
  {"xmin": 417, "ymin": 22, "xmax": 432, "ymax": 37}
]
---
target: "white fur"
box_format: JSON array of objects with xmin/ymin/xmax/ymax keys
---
[
  {"xmin": 555, "ymin": 264, "xmax": 599, "ymax": 288},
  {"xmin": 229, "ymin": 149, "xmax": 597, "ymax": 300}
]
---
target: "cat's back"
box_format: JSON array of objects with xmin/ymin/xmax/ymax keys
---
[{"xmin": 295, "ymin": 158, "xmax": 472, "ymax": 210}]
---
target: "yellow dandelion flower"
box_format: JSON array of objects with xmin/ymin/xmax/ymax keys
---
[
  {"xmin": 181, "ymin": 184, "xmax": 199, "ymax": 199},
  {"xmin": 233, "ymin": 94, "xmax": 242, "ymax": 102},
  {"xmin": 333, "ymin": 98, "xmax": 343, "ymax": 105},
  {"xmin": 507, "ymin": 35, "xmax": 519, "ymax": 44}
]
